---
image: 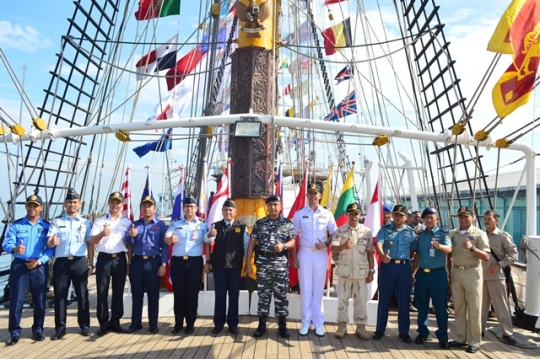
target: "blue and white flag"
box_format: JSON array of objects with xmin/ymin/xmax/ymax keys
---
[{"xmin": 133, "ymin": 128, "xmax": 173, "ymax": 158}]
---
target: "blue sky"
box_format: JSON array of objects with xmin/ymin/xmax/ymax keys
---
[{"xmin": 0, "ymin": 0, "xmax": 535, "ymax": 216}]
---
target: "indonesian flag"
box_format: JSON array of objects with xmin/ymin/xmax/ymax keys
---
[
  {"xmin": 364, "ymin": 174, "xmax": 383, "ymax": 300},
  {"xmin": 121, "ymin": 166, "xmax": 134, "ymax": 221},
  {"xmin": 135, "ymin": 35, "xmax": 178, "ymax": 80},
  {"xmin": 287, "ymin": 162, "xmax": 308, "ymax": 289},
  {"xmin": 206, "ymin": 160, "xmax": 231, "ymax": 253},
  {"xmin": 324, "ymin": 0, "xmax": 346, "ymax": 5}
]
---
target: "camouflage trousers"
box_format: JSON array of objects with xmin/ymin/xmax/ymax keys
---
[
  {"xmin": 337, "ymin": 277, "xmax": 368, "ymax": 324},
  {"xmin": 256, "ymin": 256, "xmax": 289, "ymax": 317}
]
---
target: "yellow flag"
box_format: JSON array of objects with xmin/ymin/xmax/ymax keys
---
[
  {"xmin": 321, "ymin": 164, "xmax": 334, "ymax": 211},
  {"xmin": 487, "ymin": 0, "xmax": 529, "ymax": 54}
]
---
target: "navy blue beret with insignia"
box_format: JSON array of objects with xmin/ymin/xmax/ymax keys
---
[
  {"xmin": 141, "ymin": 196, "xmax": 156, "ymax": 205},
  {"xmin": 421, "ymin": 206, "xmax": 438, "ymax": 218},
  {"xmin": 383, "ymin": 205, "xmax": 392, "ymax": 213},
  {"xmin": 26, "ymin": 194, "xmax": 43, "ymax": 206},
  {"xmin": 266, "ymin": 194, "xmax": 281, "ymax": 204},
  {"xmin": 183, "ymin": 196, "xmax": 197, "ymax": 205}
]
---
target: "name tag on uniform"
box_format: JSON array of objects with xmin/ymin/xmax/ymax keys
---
[
  {"xmin": 176, "ymin": 226, "xmax": 183, "ymax": 230},
  {"xmin": 429, "ymin": 248, "xmax": 435, "ymax": 257},
  {"xmin": 405, "ymin": 231, "xmax": 412, "ymax": 237},
  {"xmin": 387, "ymin": 230, "xmax": 393, "ymax": 234},
  {"xmin": 59, "ymin": 226, "xmax": 67, "ymax": 228},
  {"xmin": 151, "ymin": 226, "xmax": 159, "ymax": 230},
  {"xmin": 303, "ymin": 215, "xmax": 309, "ymax": 218}
]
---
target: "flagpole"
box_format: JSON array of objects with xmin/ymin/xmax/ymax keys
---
[{"xmin": 227, "ymin": 157, "xmax": 232, "ymax": 196}]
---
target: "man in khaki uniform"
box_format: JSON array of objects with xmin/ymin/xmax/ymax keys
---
[
  {"xmin": 331, "ymin": 203, "xmax": 374, "ymax": 339},
  {"xmin": 481, "ymin": 210, "xmax": 518, "ymax": 345},
  {"xmin": 448, "ymin": 206, "xmax": 490, "ymax": 354}
]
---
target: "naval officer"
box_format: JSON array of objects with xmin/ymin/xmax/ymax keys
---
[
  {"xmin": 412, "ymin": 206, "xmax": 451, "ymax": 349},
  {"xmin": 47, "ymin": 189, "xmax": 92, "ymax": 339},
  {"xmin": 165, "ymin": 196, "xmax": 211, "ymax": 335},
  {"xmin": 448, "ymin": 206, "xmax": 490, "ymax": 354},
  {"xmin": 373, "ymin": 204, "xmax": 417, "ymax": 343},
  {"xmin": 124, "ymin": 196, "xmax": 168, "ymax": 333},
  {"xmin": 292, "ymin": 183, "xmax": 337, "ymax": 337},
  {"xmin": 3, "ymin": 194, "xmax": 52, "ymax": 345},
  {"xmin": 90, "ymin": 191, "xmax": 132, "ymax": 336}
]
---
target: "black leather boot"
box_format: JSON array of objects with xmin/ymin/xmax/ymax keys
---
[
  {"xmin": 253, "ymin": 316, "xmax": 267, "ymax": 338},
  {"xmin": 278, "ymin": 316, "xmax": 290, "ymax": 338}
]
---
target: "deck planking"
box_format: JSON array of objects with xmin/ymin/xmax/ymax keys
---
[{"xmin": 1, "ymin": 279, "xmax": 539, "ymax": 359}]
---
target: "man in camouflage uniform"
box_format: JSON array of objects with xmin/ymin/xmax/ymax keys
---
[
  {"xmin": 245, "ymin": 194, "xmax": 295, "ymax": 338},
  {"xmin": 331, "ymin": 203, "xmax": 374, "ymax": 340}
]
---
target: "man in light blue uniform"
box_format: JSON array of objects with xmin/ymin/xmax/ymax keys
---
[
  {"xmin": 165, "ymin": 196, "xmax": 211, "ymax": 335},
  {"xmin": 373, "ymin": 204, "xmax": 416, "ymax": 343},
  {"xmin": 413, "ymin": 206, "xmax": 451, "ymax": 349},
  {"xmin": 3, "ymin": 194, "xmax": 53, "ymax": 345},
  {"xmin": 47, "ymin": 189, "xmax": 93, "ymax": 340}
]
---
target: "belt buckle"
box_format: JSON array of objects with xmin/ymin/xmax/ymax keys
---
[
  {"xmin": 423, "ymin": 268, "xmax": 430, "ymax": 273},
  {"xmin": 311, "ymin": 247, "xmax": 316, "ymax": 252},
  {"xmin": 395, "ymin": 260, "xmax": 401, "ymax": 264},
  {"xmin": 183, "ymin": 256, "xmax": 188, "ymax": 260},
  {"xmin": 68, "ymin": 256, "xmax": 74, "ymax": 260},
  {"xmin": 459, "ymin": 265, "xmax": 465, "ymax": 270},
  {"xmin": 111, "ymin": 254, "xmax": 118, "ymax": 258},
  {"xmin": 143, "ymin": 255, "xmax": 148, "ymax": 259}
]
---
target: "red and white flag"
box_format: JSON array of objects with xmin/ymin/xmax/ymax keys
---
[
  {"xmin": 206, "ymin": 159, "xmax": 231, "ymax": 254},
  {"xmin": 283, "ymin": 83, "xmax": 292, "ymax": 96},
  {"xmin": 364, "ymin": 173, "xmax": 383, "ymax": 300},
  {"xmin": 135, "ymin": 34, "xmax": 178, "ymax": 80},
  {"xmin": 121, "ymin": 166, "xmax": 134, "ymax": 221}
]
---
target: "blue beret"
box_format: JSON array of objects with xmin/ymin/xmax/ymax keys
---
[
  {"xmin": 266, "ymin": 194, "xmax": 281, "ymax": 204},
  {"xmin": 183, "ymin": 196, "xmax": 197, "ymax": 205},
  {"xmin": 421, "ymin": 206, "xmax": 438, "ymax": 218},
  {"xmin": 383, "ymin": 205, "xmax": 392, "ymax": 213}
]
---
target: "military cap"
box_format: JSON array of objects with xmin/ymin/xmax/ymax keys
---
[
  {"xmin": 223, "ymin": 198, "xmax": 236, "ymax": 208},
  {"xmin": 26, "ymin": 194, "xmax": 43, "ymax": 206},
  {"xmin": 457, "ymin": 206, "xmax": 473, "ymax": 216},
  {"xmin": 421, "ymin": 206, "xmax": 438, "ymax": 218},
  {"xmin": 392, "ymin": 204, "xmax": 408, "ymax": 216},
  {"xmin": 346, "ymin": 203, "xmax": 361, "ymax": 214},
  {"xmin": 65, "ymin": 188, "xmax": 80, "ymax": 201},
  {"xmin": 307, "ymin": 183, "xmax": 322, "ymax": 193},
  {"xmin": 266, "ymin": 194, "xmax": 281, "ymax": 204},
  {"xmin": 183, "ymin": 196, "xmax": 197, "ymax": 205},
  {"xmin": 109, "ymin": 191, "xmax": 123, "ymax": 201},
  {"xmin": 141, "ymin": 195, "xmax": 156, "ymax": 205},
  {"xmin": 383, "ymin": 205, "xmax": 392, "ymax": 213}
]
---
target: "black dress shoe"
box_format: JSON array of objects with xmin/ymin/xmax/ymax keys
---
[
  {"xmin": 80, "ymin": 327, "xmax": 90, "ymax": 337},
  {"xmin": 502, "ymin": 335, "xmax": 517, "ymax": 344},
  {"xmin": 449, "ymin": 340, "xmax": 467, "ymax": 347},
  {"xmin": 229, "ymin": 327, "xmax": 239, "ymax": 335},
  {"xmin": 34, "ymin": 332, "xmax": 45, "ymax": 341},
  {"xmin": 150, "ymin": 327, "xmax": 159, "ymax": 334},
  {"xmin": 414, "ymin": 335, "xmax": 426, "ymax": 344},
  {"xmin": 372, "ymin": 331, "xmax": 385, "ymax": 340},
  {"xmin": 127, "ymin": 325, "xmax": 142, "ymax": 333},
  {"xmin": 439, "ymin": 340, "xmax": 450, "ymax": 349},
  {"xmin": 171, "ymin": 326, "xmax": 183, "ymax": 334},
  {"xmin": 466, "ymin": 345, "xmax": 479, "ymax": 353},
  {"xmin": 110, "ymin": 325, "xmax": 126, "ymax": 333},
  {"xmin": 399, "ymin": 333, "xmax": 412, "ymax": 344},
  {"xmin": 212, "ymin": 326, "xmax": 223, "ymax": 334},
  {"xmin": 6, "ymin": 335, "xmax": 19, "ymax": 346},
  {"xmin": 185, "ymin": 326, "xmax": 195, "ymax": 335},
  {"xmin": 97, "ymin": 327, "xmax": 109, "ymax": 336},
  {"xmin": 51, "ymin": 330, "xmax": 65, "ymax": 340}
]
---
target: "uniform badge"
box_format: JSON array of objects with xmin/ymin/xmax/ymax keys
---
[
  {"xmin": 405, "ymin": 231, "xmax": 412, "ymax": 237},
  {"xmin": 303, "ymin": 215, "xmax": 309, "ymax": 218},
  {"xmin": 191, "ymin": 232, "xmax": 199, "ymax": 240},
  {"xmin": 196, "ymin": 225, "xmax": 200, "ymax": 230},
  {"xmin": 389, "ymin": 241, "xmax": 394, "ymax": 245},
  {"xmin": 235, "ymin": 227, "xmax": 241, "ymax": 233},
  {"xmin": 387, "ymin": 229, "xmax": 392, "ymax": 234}
]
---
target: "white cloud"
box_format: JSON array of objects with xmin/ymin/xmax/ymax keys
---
[{"xmin": 0, "ymin": 21, "xmax": 53, "ymax": 52}]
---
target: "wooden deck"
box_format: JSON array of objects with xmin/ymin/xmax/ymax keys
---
[{"xmin": 1, "ymin": 279, "xmax": 539, "ymax": 359}]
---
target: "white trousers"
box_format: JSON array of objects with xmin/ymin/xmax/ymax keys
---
[{"xmin": 298, "ymin": 247, "xmax": 328, "ymax": 328}]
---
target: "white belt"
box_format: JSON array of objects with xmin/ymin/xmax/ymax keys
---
[{"xmin": 300, "ymin": 245, "xmax": 325, "ymax": 252}]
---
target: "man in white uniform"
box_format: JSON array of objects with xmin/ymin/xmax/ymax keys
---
[{"xmin": 292, "ymin": 183, "xmax": 337, "ymax": 337}]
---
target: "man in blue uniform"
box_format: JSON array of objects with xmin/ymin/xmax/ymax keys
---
[
  {"xmin": 373, "ymin": 204, "xmax": 416, "ymax": 343},
  {"xmin": 124, "ymin": 196, "xmax": 168, "ymax": 334},
  {"xmin": 3, "ymin": 194, "xmax": 53, "ymax": 345},
  {"xmin": 205, "ymin": 199, "xmax": 249, "ymax": 335},
  {"xmin": 165, "ymin": 196, "xmax": 210, "ymax": 335},
  {"xmin": 47, "ymin": 189, "xmax": 93, "ymax": 340},
  {"xmin": 412, "ymin": 206, "xmax": 451, "ymax": 349},
  {"xmin": 245, "ymin": 194, "xmax": 295, "ymax": 338}
]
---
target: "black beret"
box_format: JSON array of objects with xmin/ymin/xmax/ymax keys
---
[
  {"xmin": 141, "ymin": 195, "xmax": 156, "ymax": 205},
  {"xmin": 223, "ymin": 198, "xmax": 236, "ymax": 208},
  {"xmin": 266, "ymin": 194, "xmax": 281, "ymax": 204}
]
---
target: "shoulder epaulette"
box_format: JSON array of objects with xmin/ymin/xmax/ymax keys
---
[{"xmin": 13, "ymin": 217, "xmax": 25, "ymax": 224}]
